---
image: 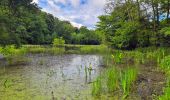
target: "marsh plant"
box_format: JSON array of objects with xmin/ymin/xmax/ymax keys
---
[
  {"xmin": 92, "ymin": 66, "xmax": 138, "ymax": 97},
  {"xmin": 0, "ymin": 45, "xmax": 29, "ymax": 66},
  {"xmin": 158, "ymin": 55, "xmax": 170, "ymax": 99},
  {"xmin": 120, "ymin": 67, "xmax": 137, "ymax": 97},
  {"xmin": 112, "ymin": 51, "xmax": 123, "ymax": 64},
  {"xmin": 80, "ymin": 45, "xmax": 108, "ymax": 54},
  {"xmin": 106, "ymin": 68, "xmax": 119, "ymax": 92},
  {"xmin": 160, "ymin": 55, "xmax": 170, "ymax": 71},
  {"xmin": 0, "ymin": 45, "xmax": 27, "ymax": 57},
  {"xmin": 92, "ymin": 77, "xmax": 102, "ymax": 96}
]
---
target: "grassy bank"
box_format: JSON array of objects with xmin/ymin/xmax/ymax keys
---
[
  {"xmin": 91, "ymin": 47, "xmax": 170, "ymax": 99},
  {"xmin": 23, "ymin": 44, "xmax": 109, "ymax": 54}
]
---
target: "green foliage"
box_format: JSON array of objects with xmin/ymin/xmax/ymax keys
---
[
  {"xmin": 24, "ymin": 45, "xmax": 65, "ymax": 54},
  {"xmin": 92, "ymin": 66, "xmax": 138, "ymax": 96},
  {"xmin": 112, "ymin": 51, "xmax": 123, "ymax": 64},
  {"xmin": 71, "ymin": 27, "xmax": 101, "ymax": 45},
  {"xmin": 97, "ymin": 0, "xmax": 170, "ymax": 49},
  {"xmin": 161, "ymin": 27, "xmax": 170, "ymax": 36},
  {"xmin": 92, "ymin": 77, "xmax": 102, "ymax": 96},
  {"xmin": 159, "ymin": 27, "xmax": 170, "ymax": 46},
  {"xmin": 106, "ymin": 68, "xmax": 118, "ymax": 92},
  {"xmin": 159, "ymin": 87, "xmax": 170, "ymax": 100},
  {"xmin": 160, "ymin": 55, "xmax": 170, "ymax": 71},
  {"xmin": 0, "ymin": 45, "xmax": 26, "ymax": 57},
  {"xmin": 120, "ymin": 68, "xmax": 137, "ymax": 96},
  {"xmin": 53, "ymin": 38, "xmax": 65, "ymax": 47},
  {"xmin": 80, "ymin": 45, "xmax": 108, "ymax": 54},
  {"xmin": 111, "ymin": 21, "xmax": 139, "ymax": 49},
  {"xmin": 0, "ymin": 1, "xmax": 101, "ymax": 46}
]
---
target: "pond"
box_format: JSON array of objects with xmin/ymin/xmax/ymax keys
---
[{"xmin": 0, "ymin": 54, "xmax": 104, "ymax": 100}]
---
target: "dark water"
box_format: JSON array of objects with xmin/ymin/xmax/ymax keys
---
[{"xmin": 0, "ymin": 54, "xmax": 104, "ymax": 100}]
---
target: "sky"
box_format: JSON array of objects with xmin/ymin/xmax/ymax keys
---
[{"xmin": 32, "ymin": 0, "xmax": 107, "ymax": 29}]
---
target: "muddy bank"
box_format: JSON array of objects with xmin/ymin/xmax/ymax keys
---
[{"xmin": 132, "ymin": 64, "xmax": 166, "ymax": 100}]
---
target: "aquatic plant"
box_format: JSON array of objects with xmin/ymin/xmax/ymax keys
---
[
  {"xmin": 120, "ymin": 67, "xmax": 137, "ymax": 97},
  {"xmin": 0, "ymin": 45, "xmax": 26, "ymax": 57},
  {"xmin": 158, "ymin": 55, "xmax": 170, "ymax": 99},
  {"xmin": 80, "ymin": 45, "xmax": 108, "ymax": 54},
  {"xmin": 4, "ymin": 79, "xmax": 12, "ymax": 88},
  {"xmin": 91, "ymin": 66, "xmax": 138, "ymax": 97},
  {"xmin": 112, "ymin": 51, "xmax": 123, "ymax": 64},
  {"xmin": 26, "ymin": 46, "xmax": 46, "ymax": 54},
  {"xmin": 106, "ymin": 68, "xmax": 118, "ymax": 92},
  {"xmin": 160, "ymin": 55, "xmax": 170, "ymax": 71},
  {"xmin": 92, "ymin": 77, "xmax": 102, "ymax": 96}
]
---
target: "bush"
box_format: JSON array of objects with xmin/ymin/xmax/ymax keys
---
[
  {"xmin": 0, "ymin": 45, "xmax": 27, "ymax": 57},
  {"xmin": 53, "ymin": 37, "xmax": 65, "ymax": 47}
]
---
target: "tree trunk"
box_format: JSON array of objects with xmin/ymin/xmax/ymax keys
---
[
  {"xmin": 136, "ymin": 0, "xmax": 141, "ymax": 21},
  {"xmin": 151, "ymin": 0, "xmax": 156, "ymax": 32},
  {"xmin": 155, "ymin": 3, "xmax": 159, "ymax": 27},
  {"xmin": 167, "ymin": 0, "xmax": 170, "ymax": 23}
]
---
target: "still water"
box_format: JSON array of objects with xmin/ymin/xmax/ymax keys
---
[{"xmin": 0, "ymin": 54, "xmax": 104, "ymax": 100}]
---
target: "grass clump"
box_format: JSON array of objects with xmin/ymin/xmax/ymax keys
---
[
  {"xmin": 91, "ymin": 66, "xmax": 138, "ymax": 97},
  {"xmin": 158, "ymin": 55, "xmax": 170, "ymax": 99},
  {"xmin": 106, "ymin": 68, "xmax": 119, "ymax": 92},
  {"xmin": 80, "ymin": 45, "xmax": 108, "ymax": 54},
  {"xmin": 92, "ymin": 77, "xmax": 102, "ymax": 96},
  {"xmin": 120, "ymin": 67, "xmax": 137, "ymax": 97},
  {"xmin": 160, "ymin": 55, "xmax": 170, "ymax": 71}
]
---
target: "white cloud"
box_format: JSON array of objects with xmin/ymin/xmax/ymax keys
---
[
  {"xmin": 70, "ymin": 22, "xmax": 83, "ymax": 28},
  {"xmin": 32, "ymin": 0, "xmax": 39, "ymax": 3},
  {"xmin": 38, "ymin": 0, "xmax": 107, "ymax": 28}
]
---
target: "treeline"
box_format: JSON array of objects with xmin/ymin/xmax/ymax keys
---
[
  {"xmin": 0, "ymin": 0, "xmax": 101, "ymax": 47},
  {"xmin": 97, "ymin": 0, "xmax": 170, "ymax": 49}
]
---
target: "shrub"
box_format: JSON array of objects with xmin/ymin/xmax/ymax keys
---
[{"xmin": 53, "ymin": 37, "xmax": 65, "ymax": 47}]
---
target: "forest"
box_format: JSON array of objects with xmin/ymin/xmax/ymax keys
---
[
  {"xmin": 1, "ymin": 0, "xmax": 170, "ymax": 49},
  {"xmin": 0, "ymin": 0, "xmax": 101, "ymax": 46},
  {"xmin": 0, "ymin": 0, "xmax": 170, "ymax": 100}
]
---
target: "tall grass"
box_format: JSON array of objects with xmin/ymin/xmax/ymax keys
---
[
  {"xmin": 80, "ymin": 45, "xmax": 108, "ymax": 54},
  {"xmin": 23, "ymin": 44, "xmax": 109, "ymax": 54},
  {"xmin": 91, "ymin": 66, "xmax": 138, "ymax": 97},
  {"xmin": 158, "ymin": 55, "xmax": 170, "ymax": 99},
  {"xmin": 92, "ymin": 77, "xmax": 102, "ymax": 96},
  {"xmin": 160, "ymin": 55, "xmax": 170, "ymax": 71},
  {"xmin": 106, "ymin": 68, "xmax": 118, "ymax": 92},
  {"xmin": 120, "ymin": 67, "xmax": 137, "ymax": 97}
]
